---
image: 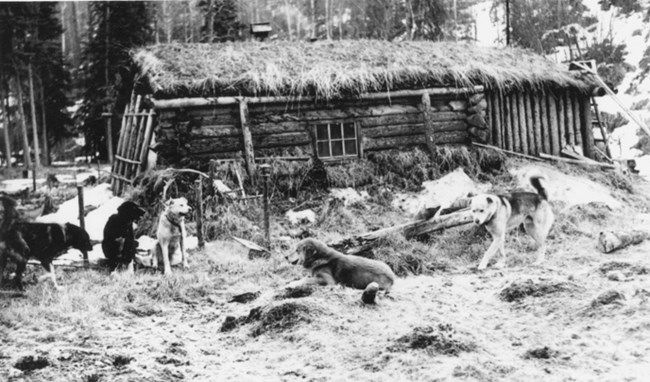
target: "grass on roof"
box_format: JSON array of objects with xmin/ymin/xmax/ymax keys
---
[{"xmin": 132, "ymin": 40, "xmax": 594, "ymax": 100}]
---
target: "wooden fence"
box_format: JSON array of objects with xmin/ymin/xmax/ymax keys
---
[
  {"xmin": 486, "ymin": 89, "xmax": 594, "ymax": 158},
  {"xmin": 111, "ymin": 92, "xmax": 155, "ymax": 194}
]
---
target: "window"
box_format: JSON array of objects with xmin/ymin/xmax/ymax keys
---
[{"xmin": 315, "ymin": 122, "xmax": 358, "ymax": 159}]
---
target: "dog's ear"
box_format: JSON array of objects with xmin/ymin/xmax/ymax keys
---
[
  {"xmin": 165, "ymin": 198, "xmax": 174, "ymax": 207},
  {"xmin": 466, "ymin": 191, "xmax": 476, "ymax": 198},
  {"xmin": 486, "ymin": 196, "xmax": 495, "ymax": 205}
]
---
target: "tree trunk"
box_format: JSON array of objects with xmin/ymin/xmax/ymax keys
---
[
  {"xmin": 0, "ymin": 85, "xmax": 11, "ymax": 168},
  {"xmin": 27, "ymin": 63, "xmax": 41, "ymax": 167},
  {"xmin": 310, "ymin": 0, "xmax": 316, "ymax": 39},
  {"xmin": 206, "ymin": 0, "xmax": 214, "ymax": 42},
  {"xmin": 69, "ymin": 1, "xmax": 82, "ymax": 69},
  {"xmin": 38, "ymin": 76, "xmax": 49, "ymax": 165},
  {"xmin": 325, "ymin": 0, "xmax": 331, "ymax": 40},
  {"xmin": 284, "ymin": 0, "xmax": 293, "ymax": 41},
  {"xmin": 338, "ymin": 0, "xmax": 343, "ymax": 39},
  {"xmin": 12, "ymin": 71, "xmax": 32, "ymax": 169}
]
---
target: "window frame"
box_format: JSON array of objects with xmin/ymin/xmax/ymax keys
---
[{"xmin": 312, "ymin": 120, "xmax": 360, "ymax": 161}]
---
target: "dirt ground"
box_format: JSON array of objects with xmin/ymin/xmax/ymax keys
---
[{"xmin": 2, "ymin": 163, "xmax": 650, "ymax": 382}]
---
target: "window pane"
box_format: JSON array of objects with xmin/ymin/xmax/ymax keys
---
[
  {"xmin": 343, "ymin": 123, "xmax": 356, "ymax": 138},
  {"xmin": 344, "ymin": 139, "xmax": 357, "ymax": 156},
  {"xmin": 317, "ymin": 141, "xmax": 330, "ymax": 157},
  {"xmin": 316, "ymin": 124, "xmax": 329, "ymax": 140},
  {"xmin": 330, "ymin": 123, "xmax": 342, "ymax": 139},
  {"xmin": 331, "ymin": 140, "xmax": 343, "ymax": 156}
]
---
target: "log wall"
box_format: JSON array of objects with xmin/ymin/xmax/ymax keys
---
[
  {"xmin": 485, "ymin": 89, "xmax": 595, "ymax": 158},
  {"xmin": 154, "ymin": 94, "xmax": 479, "ymax": 164},
  {"xmin": 151, "ymin": 87, "xmax": 595, "ymax": 166}
]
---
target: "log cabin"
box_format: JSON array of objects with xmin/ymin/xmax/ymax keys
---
[{"xmin": 111, "ymin": 40, "xmax": 601, "ymax": 193}]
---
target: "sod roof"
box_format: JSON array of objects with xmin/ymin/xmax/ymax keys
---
[{"xmin": 132, "ymin": 40, "xmax": 595, "ymax": 100}]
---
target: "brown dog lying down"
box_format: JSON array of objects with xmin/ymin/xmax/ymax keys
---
[{"xmin": 286, "ymin": 238, "xmax": 396, "ymax": 303}]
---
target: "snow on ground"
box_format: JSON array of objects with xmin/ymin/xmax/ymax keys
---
[
  {"xmin": 512, "ymin": 164, "xmax": 623, "ymax": 209},
  {"xmin": 392, "ymin": 167, "xmax": 490, "ymax": 216}
]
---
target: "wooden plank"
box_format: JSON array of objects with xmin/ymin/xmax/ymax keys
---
[
  {"xmin": 557, "ymin": 91, "xmax": 567, "ymax": 151},
  {"xmin": 579, "ymin": 95, "xmax": 595, "ymax": 159},
  {"xmin": 423, "ymin": 92, "xmax": 436, "ymax": 153},
  {"xmin": 547, "ymin": 93, "xmax": 560, "ymax": 156},
  {"xmin": 518, "ymin": 91, "xmax": 528, "ymax": 154},
  {"xmin": 238, "ymin": 99, "xmax": 256, "ymax": 177},
  {"xmin": 363, "ymin": 135, "xmax": 426, "ymax": 151}
]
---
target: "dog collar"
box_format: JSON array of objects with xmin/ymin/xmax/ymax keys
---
[{"xmin": 166, "ymin": 215, "xmax": 182, "ymax": 228}]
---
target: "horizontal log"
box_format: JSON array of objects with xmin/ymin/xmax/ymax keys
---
[
  {"xmin": 187, "ymin": 125, "xmax": 240, "ymax": 138},
  {"xmin": 363, "ymin": 135, "xmax": 425, "ymax": 150},
  {"xmin": 153, "ymin": 86, "xmax": 485, "ymax": 109},
  {"xmin": 598, "ymin": 230, "xmax": 649, "ymax": 253},
  {"xmin": 328, "ymin": 208, "xmax": 473, "ymax": 254},
  {"xmin": 363, "ymin": 124, "xmax": 424, "ymax": 138},
  {"xmin": 539, "ymin": 152, "xmax": 615, "ymax": 169},
  {"xmin": 185, "ymin": 131, "xmax": 311, "ymax": 154}
]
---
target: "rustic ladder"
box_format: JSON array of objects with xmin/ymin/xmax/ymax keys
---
[
  {"xmin": 590, "ymin": 97, "xmax": 613, "ymax": 160},
  {"xmin": 110, "ymin": 91, "xmax": 156, "ymax": 195}
]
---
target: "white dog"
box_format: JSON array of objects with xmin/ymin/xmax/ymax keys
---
[{"xmin": 153, "ymin": 197, "xmax": 192, "ymax": 275}]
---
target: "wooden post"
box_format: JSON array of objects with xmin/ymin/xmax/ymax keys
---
[
  {"xmin": 548, "ymin": 93, "xmax": 560, "ymax": 156},
  {"xmin": 32, "ymin": 161, "xmax": 36, "ymax": 192},
  {"xmin": 77, "ymin": 185, "xmax": 88, "ymax": 265},
  {"xmin": 565, "ymin": 91, "xmax": 575, "ymax": 146},
  {"xmin": 486, "ymin": 91, "xmax": 493, "ymax": 145},
  {"xmin": 504, "ymin": 93, "xmax": 513, "ymax": 151},
  {"xmin": 238, "ymin": 99, "xmax": 256, "ymax": 178},
  {"xmin": 491, "ymin": 92, "xmax": 502, "ymax": 148},
  {"xmin": 499, "ymin": 91, "xmax": 506, "ymax": 148},
  {"xmin": 579, "ymin": 95, "xmax": 595, "ymax": 159},
  {"xmin": 523, "ymin": 92, "xmax": 535, "ymax": 155},
  {"xmin": 518, "ymin": 91, "xmax": 528, "ymax": 154},
  {"xmin": 557, "ymin": 91, "xmax": 566, "ymax": 151},
  {"xmin": 539, "ymin": 95, "xmax": 551, "ymax": 154},
  {"xmin": 104, "ymin": 113, "xmax": 114, "ymax": 164},
  {"xmin": 421, "ymin": 92, "xmax": 437, "ymax": 153},
  {"xmin": 572, "ymin": 94, "xmax": 583, "ymax": 148},
  {"xmin": 195, "ymin": 179, "xmax": 204, "ymax": 248},
  {"xmin": 511, "ymin": 94, "xmax": 521, "ymax": 152},
  {"xmin": 532, "ymin": 92, "xmax": 543, "ymax": 155}
]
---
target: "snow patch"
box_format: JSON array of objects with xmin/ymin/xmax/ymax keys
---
[
  {"xmin": 392, "ymin": 168, "xmax": 489, "ymax": 216},
  {"xmin": 512, "ymin": 165, "xmax": 622, "ymax": 209},
  {"xmin": 329, "ymin": 188, "xmax": 369, "ymax": 206}
]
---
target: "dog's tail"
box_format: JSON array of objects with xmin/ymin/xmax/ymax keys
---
[{"xmin": 528, "ymin": 171, "xmax": 549, "ymax": 200}]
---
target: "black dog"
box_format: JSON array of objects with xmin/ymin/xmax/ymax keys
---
[
  {"xmin": 102, "ymin": 201, "xmax": 145, "ymax": 271},
  {"xmin": 0, "ymin": 222, "xmax": 93, "ymax": 289}
]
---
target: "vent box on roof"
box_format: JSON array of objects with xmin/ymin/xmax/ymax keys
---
[
  {"xmin": 569, "ymin": 60, "xmax": 596, "ymax": 71},
  {"xmin": 251, "ymin": 22, "xmax": 272, "ymax": 40}
]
